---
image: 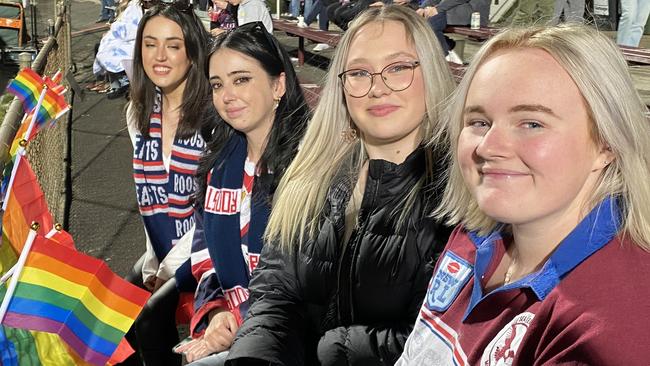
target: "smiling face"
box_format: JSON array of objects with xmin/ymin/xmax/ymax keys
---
[
  {"xmin": 141, "ymin": 16, "xmax": 192, "ymax": 94},
  {"xmin": 343, "ymin": 20, "xmax": 426, "ymax": 151},
  {"xmin": 458, "ymin": 48, "xmax": 613, "ymax": 229},
  {"xmin": 209, "ymin": 48, "xmax": 285, "ymax": 141}
]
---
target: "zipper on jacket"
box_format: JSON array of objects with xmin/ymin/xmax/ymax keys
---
[{"xmin": 337, "ymin": 210, "xmax": 366, "ymax": 325}]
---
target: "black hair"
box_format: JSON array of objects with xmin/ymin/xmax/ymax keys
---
[
  {"xmin": 130, "ymin": 4, "xmax": 211, "ymax": 138},
  {"xmin": 194, "ymin": 23, "xmax": 312, "ymax": 206}
]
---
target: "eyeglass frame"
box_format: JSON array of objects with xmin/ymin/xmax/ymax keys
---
[{"xmin": 337, "ymin": 60, "xmax": 421, "ymax": 98}]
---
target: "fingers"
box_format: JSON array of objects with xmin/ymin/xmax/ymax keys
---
[
  {"xmin": 184, "ymin": 339, "xmax": 211, "ymax": 362},
  {"xmin": 225, "ymin": 313, "xmax": 239, "ymax": 333},
  {"xmin": 203, "ymin": 322, "xmax": 235, "ymax": 351},
  {"xmin": 152, "ymin": 277, "xmax": 166, "ymax": 293},
  {"xmin": 174, "ymin": 338, "xmax": 201, "ymax": 354}
]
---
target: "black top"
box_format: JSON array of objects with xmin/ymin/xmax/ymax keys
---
[{"xmin": 227, "ymin": 148, "xmax": 450, "ymax": 366}]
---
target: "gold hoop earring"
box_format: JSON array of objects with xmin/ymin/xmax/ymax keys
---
[{"xmin": 273, "ymin": 97, "xmax": 281, "ymax": 110}]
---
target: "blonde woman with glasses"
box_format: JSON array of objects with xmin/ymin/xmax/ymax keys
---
[
  {"xmin": 224, "ymin": 5, "xmax": 454, "ymax": 366},
  {"xmin": 397, "ymin": 24, "xmax": 650, "ymax": 365}
]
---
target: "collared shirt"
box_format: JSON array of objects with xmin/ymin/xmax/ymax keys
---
[{"xmin": 397, "ymin": 197, "xmax": 650, "ymax": 365}]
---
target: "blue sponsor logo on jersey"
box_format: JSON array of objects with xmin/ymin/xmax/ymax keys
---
[{"xmin": 426, "ymin": 250, "xmax": 473, "ymax": 312}]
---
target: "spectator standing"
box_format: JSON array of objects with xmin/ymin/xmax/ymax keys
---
[
  {"xmin": 290, "ymin": 0, "xmax": 313, "ymax": 20},
  {"xmin": 211, "ymin": 0, "xmax": 273, "ymax": 35},
  {"xmin": 417, "ymin": 0, "xmax": 491, "ymax": 63},
  {"xmin": 92, "ymin": 0, "xmax": 143, "ymax": 99},
  {"xmin": 553, "ymin": 0, "xmax": 584, "ymax": 23},
  {"xmin": 98, "ymin": 0, "xmax": 117, "ymax": 22},
  {"xmin": 617, "ymin": 0, "xmax": 650, "ymax": 47},
  {"xmin": 511, "ymin": 0, "xmax": 553, "ymax": 25}
]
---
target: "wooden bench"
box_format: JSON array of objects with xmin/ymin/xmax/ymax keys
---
[
  {"xmin": 443, "ymin": 25, "xmax": 650, "ymax": 66},
  {"xmin": 444, "ymin": 26, "xmax": 499, "ymax": 42},
  {"xmin": 619, "ymin": 45, "xmax": 650, "ymax": 66},
  {"xmin": 273, "ymin": 18, "xmax": 342, "ymax": 66}
]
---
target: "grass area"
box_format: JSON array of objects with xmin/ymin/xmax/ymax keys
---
[{"xmin": 0, "ymin": 93, "xmax": 15, "ymax": 122}]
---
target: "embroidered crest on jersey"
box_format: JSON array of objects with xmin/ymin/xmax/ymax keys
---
[
  {"xmin": 481, "ymin": 312, "xmax": 535, "ymax": 366},
  {"xmin": 425, "ymin": 250, "xmax": 473, "ymax": 312}
]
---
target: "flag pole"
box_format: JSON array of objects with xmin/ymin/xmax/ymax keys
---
[
  {"xmin": 1, "ymin": 224, "xmax": 62, "ymax": 288},
  {"xmin": 1, "ymin": 146, "xmax": 26, "ymax": 212},
  {"xmin": 0, "ymin": 223, "xmax": 39, "ymax": 323}
]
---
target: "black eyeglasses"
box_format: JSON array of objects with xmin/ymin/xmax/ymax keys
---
[
  {"xmin": 143, "ymin": 0, "xmax": 193, "ymax": 12},
  {"xmin": 338, "ymin": 60, "xmax": 420, "ymax": 98}
]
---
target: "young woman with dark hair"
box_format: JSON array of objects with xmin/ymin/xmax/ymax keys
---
[
  {"xmin": 171, "ymin": 22, "xmax": 311, "ymax": 365},
  {"xmin": 121, "ymin": 1, "xmax": 212, "ymax": 365}
]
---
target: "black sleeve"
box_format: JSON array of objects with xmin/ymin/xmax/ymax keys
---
[{"xmin": 226, "ymin": 243, "xmax": 308, "ymax": 366}]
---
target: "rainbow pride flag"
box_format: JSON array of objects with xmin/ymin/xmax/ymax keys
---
[
  {"xmin": 1, "ymin": 235, "xmax": 150, "ymax": 366},
  {"xmin": 6, "ymin": 68, "xmax": 70, "ymax": 127},
  {"xmin": 6, "ymin": 68, "xmax": 43, "ymax": 113},
  {"xmin": 1, "ymin": 153, "xmax": 53, "ymax": 254}
]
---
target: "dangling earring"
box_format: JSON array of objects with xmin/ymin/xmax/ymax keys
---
[
  {"xmin": 341, "ymin": 122, "xmax": 358, "ymax": 143},
  {"xmin": 273, "ymin": 97, "xmax": 281, "ymax": 110}
]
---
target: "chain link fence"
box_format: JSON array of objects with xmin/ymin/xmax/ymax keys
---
[{"xmin": 0, "ymin": 0, "xmax": 72, "ymax": 225}]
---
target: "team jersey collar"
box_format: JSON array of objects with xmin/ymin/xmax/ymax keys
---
[{"xmin": 464, "ymin": 197, "xmax": 621, "ymax": 319}]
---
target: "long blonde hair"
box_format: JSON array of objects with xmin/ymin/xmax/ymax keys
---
[
  {"xmin": 436, "ymin": 24, "xmax": 650, "ymax": 250},
  {"xmin": 266, "ymin": 5, "xmax": 455, "ymax": 251}
]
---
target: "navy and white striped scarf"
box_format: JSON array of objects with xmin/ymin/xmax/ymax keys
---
[
  {"xmin": 203, "ymin": 133, "xmax": 270, "ymax": 322},
  {"xmin": 132, "ymin": 90, "xmax": 205, "ymax": 262}
]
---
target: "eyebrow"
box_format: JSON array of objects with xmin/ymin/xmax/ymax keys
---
[
  {"xmin": 209, "ymin": 70, "xmax": 251, "ymax": 81},
  {"xmin": 143, "ymin": 35, "xmax": 184, "ymax": 41},
  {"xmin": 509, "ymin": 104, "xmax": 558, "ymax": 117},
  {"xmin": 346, "ymin": 51, "xmax": 417, "ymax": 65},
  {"xmin": 463, "ymin": 104, "xmax": 558, "ymax": 117},
  {"xmin": 464, "ymin": 105, "xmax": 486, "ymax": 114}
]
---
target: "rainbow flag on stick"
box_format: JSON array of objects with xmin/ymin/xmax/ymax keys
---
[
  {"xmin": 0, "ymin": 231, "xmax": 150, "ymax": 366},
  {"xmin": 6, "ymin": 68, "xmax": 70, "ymax": 130},
  {"xmin": 6, "ymin": 68, "xmax": 43, "ymax": 113},
  {"xmin": 1, "ymin": 151, "xmax": 53, "ymax": 252}
]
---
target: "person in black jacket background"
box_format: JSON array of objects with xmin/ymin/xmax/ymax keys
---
[{"xmin": 225, "ymin": 6, "xmax": 454, "ymax": 366}]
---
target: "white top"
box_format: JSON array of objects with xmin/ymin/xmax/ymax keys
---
[{"xmin": 238, "ymin": 0, "xmax": 274, "ymax": 33}]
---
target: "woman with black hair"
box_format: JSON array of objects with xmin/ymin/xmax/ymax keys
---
[
  {"xmin": 122, "ymin": 1, "xmax": 212, "ymax": 365},
  {"xmin": 171, "ymin": 22, "xmax": 311, "ymax": 365}
]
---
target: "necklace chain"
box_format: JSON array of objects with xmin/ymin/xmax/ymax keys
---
[{"xmin": 503, "ymin": 247, "xmax": 518, "ymax": 285}]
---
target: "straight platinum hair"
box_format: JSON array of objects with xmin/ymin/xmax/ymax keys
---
[
  {"xmin": 436, "ymin": 24, "xmax": 650, "ymax": 250},
  {"xmin": 266, "ymin": 5, "xmax": 455, "ymax": 251}
]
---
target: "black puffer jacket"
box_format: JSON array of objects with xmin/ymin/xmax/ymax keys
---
[{"xmin": 227, "ymin": 148, "xmax": 449, "ymax": 366}]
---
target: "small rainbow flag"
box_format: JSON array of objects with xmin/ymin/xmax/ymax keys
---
[
  {"xmin": 6, "ymin": 68, "xmax": 43, "ymax": 113},
  {"xmin": 1, "ymin": 235, "xmax": 151, "ymax": 366},
  {"xmin": 1, "ymin": 153, "xmax": 53, "ymax": 254},
  {"xmin": 6, "ymin": 68, "xmax": 70, "ymax": 127}
]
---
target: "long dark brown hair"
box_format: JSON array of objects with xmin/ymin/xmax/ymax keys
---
[
  {"xmin": 194, "ymin": 23, "xmax": 312, "ymax": 206},
  {"xmin": 130, "ymin": 4, "xmax": 211, "ymax": 138}
]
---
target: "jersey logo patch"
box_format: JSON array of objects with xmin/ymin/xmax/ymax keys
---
[
  {"xmin": 481, "ymin": 312, "xmax": 535, "ymax": 366},
  {"xmin": 425, "ymin": 250, "xmax": 473, "ymax": 312}
]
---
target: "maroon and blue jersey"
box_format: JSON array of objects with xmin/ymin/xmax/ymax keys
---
[{"xmin": 397, "ymin": 198, "xmax": 650, "ymax": 365}]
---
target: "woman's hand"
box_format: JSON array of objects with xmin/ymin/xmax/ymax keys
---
[
  {"xmin": 183, "ymin": 309, "xmax": 239, "ymax": 362},
  {"xmin": 416, "ymin": 6, "xmax": 438, "ymax": 17},
  {"xmin": 211, "ymin": 28, "xmax": 226, "ymax": 36}
]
